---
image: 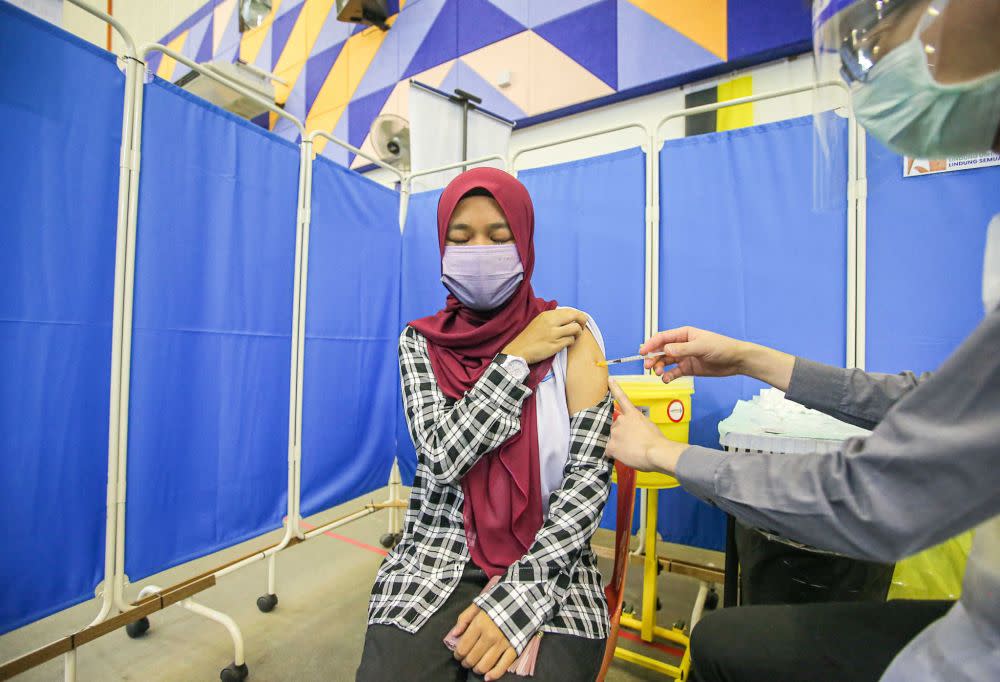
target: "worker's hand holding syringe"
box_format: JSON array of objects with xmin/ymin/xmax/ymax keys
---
[
  {"xmin": 606, "ymin": 326, "xmax": 796, "ymax": 473},
  {"xmin": 637, "ymin": 326, "xmax": 796, "ymax": 391}
]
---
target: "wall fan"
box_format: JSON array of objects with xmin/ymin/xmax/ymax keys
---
[{"xmin": 369, "ymin": 114, "xmax": 410, "ymax": 171}]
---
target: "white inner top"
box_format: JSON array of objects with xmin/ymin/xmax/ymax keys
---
[{"xmin": 534, "ymin": 310, "xmax": 605, "ymax": 517}]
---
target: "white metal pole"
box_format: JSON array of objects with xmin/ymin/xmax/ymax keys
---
[
  {"xmin": 59, "ymin": 0, "xmax": 139, "ymax": 629},
  {"xmin": 635, "ymin": 130, "xmax": 659, "ymax": 556},
  {"xmin": 647, "ymin": 132, "xmax": 659, "ymax": 343},
  {"xmin": 292, "ymin": 137, "xmax": 314, "ymax": 538},
  {"xmin": 643, "ymin": 136, "xmax": 655, "ymax": 343},
  {"xmin": 510, "ymin": 123, "xmax": 648, "ymax": 171},
  {"xmin": 262, "ymin": 117, "xmax": 314, "ymax": 603},
  {"xmin": 689, "ymin": 581, "xmax": 710, "ymax": 629},
  {"xmin": 269, "ymin": 138, "xmax": 309, "ymax": 596},
  {"xmin": 386, "ymin": 459, "xmax": 403, "ymax": 536},
  {"xmin": 266, "ymin": 553, "xmax": 277, "ymax": 596},
  {"xmin": 846, "ymin": 104, "xmax": 859, "ymax": 369},
  {"xmin": 112, "ymin": 48, "xmax": 146, "ymax": 614},
  {"xmin": 391, "ymin": 173, "xmax": 410, "ymax": 531},
  {"xmin": 137, "ymin": 586, "xmax": 245, "ymax": 665},
  {"xmin": 398, "ymin": 178, "xmax": 410, "ymax": 232},
  {"xmin": 90, "ymin": 55, "xmax": 132, "ymax": 626},
  {"xmin": 182, "ymin": 600, "xmax": 246, "ymax": 665},
  {"xmin": 407, "ymin": 153, "xmax": 507, "ymax": 182},
  {"xmin": 301, "ymin": 505, "xmax": 379, "ymax": 540},
  {"xmin": 65, "ymin": 0, "xmax": 136, "ymax": 55},
  {"xmin": 63, "ymin": 649, "xmax": 77, "ymax": 682},
  {"xmin": 308, "ymin": 131, "xmax": 406, "ymax": 182},
  {"xmin": 654, "ymin": 82, "xmax": 849, "ymax": 139},
  {"xmin": 855, "ymin": 124, "xmax": 868, "ymax": 370}
]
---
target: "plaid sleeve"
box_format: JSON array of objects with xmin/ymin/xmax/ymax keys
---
[
  {"xmin": 399, "ymin": 326, "xmax": 533, "ymax": 485},
  {"xmin": 474, "ymin": 395, "xmax": 614, "ymax": 653}
]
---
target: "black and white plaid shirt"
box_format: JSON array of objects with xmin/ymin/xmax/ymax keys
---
[{"xmin": 367, "ymin": 326, "xmax": 614, "ymax": 653}]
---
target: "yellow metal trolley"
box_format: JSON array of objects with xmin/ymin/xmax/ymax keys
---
[{"xmin": 609, "ymin": 376, "xmax": 706, "ymax": 680}]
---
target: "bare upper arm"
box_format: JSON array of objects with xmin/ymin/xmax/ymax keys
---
[{"xmin": 566, "ymin": 328, "xmax": 609, "ymax": 414}]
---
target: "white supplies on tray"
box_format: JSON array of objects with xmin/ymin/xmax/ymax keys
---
[{"xmin": 718, "ymin": 388, "xmax": 870, "ymax": 455}]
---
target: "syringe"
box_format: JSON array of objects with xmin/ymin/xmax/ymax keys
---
[{"xmin": 597, "ymin": 351, "xmax": 668, "ymax": 367}]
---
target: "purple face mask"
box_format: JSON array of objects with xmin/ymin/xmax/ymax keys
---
[{"xmin": 441, "ymin": 244, "xmax": 524, "ymax": 311}]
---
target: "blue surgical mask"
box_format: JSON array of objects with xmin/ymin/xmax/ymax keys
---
[
  {"xmin": 852, "ymin": 36, "xmax": 1000, "ymax": 159},
  {"xmin": 441, "ymin": 244, "xmax": 524, "ymax": 311}
]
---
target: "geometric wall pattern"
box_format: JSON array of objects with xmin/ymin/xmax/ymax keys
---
[{"xmin": 151, "ymin": 0, "xmax": 811, "ymax": 166}]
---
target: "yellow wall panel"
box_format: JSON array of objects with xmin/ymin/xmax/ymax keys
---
[
  {"xmin": 306, "ymin": 15, "xmax": 395, "ymax": 126},
  {"xmin": 310, "ymin": 105, "xmax": 347, "ymax": 154},
  {"xmin": 272, "ymin": 0, "xmax": 338, "ymax": 105},
  {"xmin": 157, "ymin": 31, "xmax": 190, "ymax": 81},
  {"xmin": 717, "ymin": 75, "xmax": 753, "ymax": 131},
  {"xmin": 347, "ymin": 22, "xmax": 393, "ymax": 94},
  {"xmin": 307, "ymin": 47, "xmax": 351, "ymax": 118}
]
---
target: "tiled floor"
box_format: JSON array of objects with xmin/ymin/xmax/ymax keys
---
[{"xmin": 0, "ymin": 488, "xmax": 725, "ymax": 681}]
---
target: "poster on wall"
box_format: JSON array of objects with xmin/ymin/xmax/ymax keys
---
[{"xmin": 904, "ymin": 151, "xmax": 1000, "ymax": 177}]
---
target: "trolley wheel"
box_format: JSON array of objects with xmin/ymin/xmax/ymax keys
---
[
  {"xmin": 256, "ymin": 593, "xmax": 278, "ymax": 613},
  {"xmin": 704, "ymin": 588, "xmax": 719, "ymax": 611},
  {"xmin": 220, "ymin": 662, "xmax": 249, "ymax": 681},
  {"xmin": 379, "ymin": 533, "xmax": 396, "ymax": 548},
  {"xmin": 125, "ymin": 616, "xmax": 150, "ymax": 639},
  {"xmin": 673, "ymin": 619, "xmax": 686, "ymax": 632},
  {"xmin": 656, "ymin": 597, "xmax": 662, "ymax": 611}
]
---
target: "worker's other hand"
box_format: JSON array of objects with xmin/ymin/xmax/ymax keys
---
[
  {"xmin": 607, "ymin": 379, "xmax": 678, "ymax": 473},
  {"xmin": 450, "ymin": 604, "xmax": 517, "ymax": 681},
  {"xmin": 640, "ymin": 326, "xmax": 747, "ymax": 384},
  {"xmin": 502, "ymin": 308, "xmax": 589, "ymax": 365}
]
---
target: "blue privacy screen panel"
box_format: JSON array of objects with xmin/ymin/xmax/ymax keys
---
[
  {"xmin": 397, "ymin": 189, "xmax": 446, "ymax": 484},
  {"xmin": 300, "ymin": 158, "xmax": 400, "ymax": 517},
  {"xmin": 520, "ymin": 148, "xmax": 647, "ymax": 531},
  {"xmin": 125, "ymin": 79, "xmax": 298, "ymax": 581},
  {"xmin": 865, "ymin": 141, "xmax": 1000, "ymax": 375},
  {"xmin": 658, "ymin": 115, "xmax": 849, "ymax": 549},
  {"xmin": 0, "ymin": 4, "xmax": 122, "ymax": 633},
  {"xmin": 520, "ymin": 148, "xmax": 647, "ymax": 377}
]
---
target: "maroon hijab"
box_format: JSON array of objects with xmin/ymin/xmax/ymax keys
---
[{"xmin": 409, "ymin": 168, "xmax": 556, "ymax": 577}]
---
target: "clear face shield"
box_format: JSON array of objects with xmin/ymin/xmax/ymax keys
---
[{"xmin": 811, "ymin": 0, "xmax": 1000, "ymax": 207}]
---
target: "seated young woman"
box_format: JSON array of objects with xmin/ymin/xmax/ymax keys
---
[{"xmin": 356, "ymin": 168, "xmax": 613, "ymax": 682}]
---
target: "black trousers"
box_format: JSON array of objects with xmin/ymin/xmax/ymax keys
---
[
  {"xmin": 356, "ymin": 564, "xmax": 606, "ymax": 681},
  {"xmin": 689, "ymin": 599, "xmax": 954, "ymax": 682}
]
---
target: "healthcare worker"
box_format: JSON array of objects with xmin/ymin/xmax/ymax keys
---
[{"xmin": 605, "ymin": 0, "xmax": 1000, "ymax": 680}]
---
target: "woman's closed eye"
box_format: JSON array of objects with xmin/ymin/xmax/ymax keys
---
[
  {"xmin": 445, "ymin": 223, "xmax": 514, "ymax": 245},
  {"xmin": 489, "ymin": 226, "xmax": 513, "ymax": 243},
  {"xmin": 446, "ymin": 227, "xmax": 471, "ymax": 244}
]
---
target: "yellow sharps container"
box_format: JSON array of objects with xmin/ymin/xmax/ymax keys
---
[
  {"xmin": 615, "ymin": 374, "xmax": 694, "ymax": 441},
  {"xmin": 614, "ymin": 375, "xmax": 694, "ymax": 487},
  {"xmin": 610, "ymin": 375, "xmax": 698, "ymax": 680}
]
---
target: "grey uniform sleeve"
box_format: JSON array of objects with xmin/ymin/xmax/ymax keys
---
[
  {"xmin": 676, "ymin": 308, "xmax": 1000, "ymax": 563},
  {"xmin": 785, "ymin": 357, "xmax": 932, "ymax": 430}
]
